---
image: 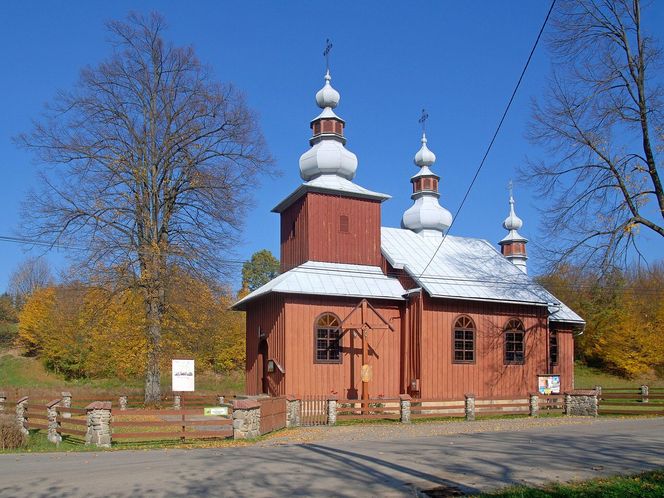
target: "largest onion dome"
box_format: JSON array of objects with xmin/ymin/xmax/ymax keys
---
[
  {"xmin": 299, "ymin": 70, "xmax": 358, "ymax": 181},
  {"xmin": 401, "ymin": 133, "xmax": 453, "ymax": 236}
]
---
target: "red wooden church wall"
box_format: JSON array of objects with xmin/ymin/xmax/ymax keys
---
[{"xmin": 280, "ymin": 193, "xmax": 382, "ymax": 272}]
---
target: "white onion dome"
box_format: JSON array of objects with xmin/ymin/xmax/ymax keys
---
[
  {"xmin": 503, "ymin": 196, "xmax": 523, "ymax": 231},
  {"xmin": 299, "ymin": 70, "xmax": 357, "ymax": 181},
  {"xmin": 315, "ymin": 70, "xmax": 340, "ymax": 109},
  {"xmin": 402, "ymin": 132, "xmax": 452, "ymax": 236},
  {"xmin": 414, "ymin": 133, "xmax": 436, "ymax": 167}
]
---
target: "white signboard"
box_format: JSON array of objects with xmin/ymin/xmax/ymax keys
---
[{"xmin": 172, "ymin": 359, "xmax": 195, "ymax": 392}]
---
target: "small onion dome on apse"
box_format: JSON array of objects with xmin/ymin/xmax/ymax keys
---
[
  {"xmin": 498, "ymin": 185, "xmax": 528, "ymax": 273},
  {"xmin": 401, "ymin": 132, "xmax": 453, "ymax": 237},
  {"xmin": 299, "ymin": 69, "xmax": 358, "ymax": 181}
]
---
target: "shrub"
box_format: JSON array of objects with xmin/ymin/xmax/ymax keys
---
[{"xmin": 0, "ymin": 415, "xmax": 26, "ymax": 450}]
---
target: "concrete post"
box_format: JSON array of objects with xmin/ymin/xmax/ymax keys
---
[
  {"xmin": 399, "ymin": 394, "xmax": 411, "ymax": 424},
  {"xmin": 232, "ymin": 399, "xmax": 261, "ymax": 439},
  {"xmin": 46, "ymin": 399, "xmax": 62, "ymax": 444},
  {"xmin": 565, "ymin": 390, "xmax": 598, "ymax": 417},
  {"xmin": 119, "ymin": 395, "xmax": 128, "ymax": 411},
  {"xmin": 16, "ymin": 396, "xmax": 29, "ymax": 435},
  {"xmin": 0, "ymin": 392, "xmax": 6, "ymax": 413},
  {"xmin": 529, "ymin": 394, "xmax": 539, "ymax": 417},
  {"xmin": 327, "ymin": 396, "xmax": 338, "ymax": 426},
  {"xmin": 61, "ymin": 392, "xmax": 72, "ymax": 418},
  {"xmin": 85, "ymin": 402, "xmax": 112, "ymax": 448},
  {"xmin": 641, "ymin": 385, "xmax": 649, "ymax": 404},
  {"xmin": 285, "ymin": 396, "xmax": 300, "ymax": 428},
  {"xmin": 464, "ymin": 393, "xmax": 475, "ymax": 422},
  {"xmin": 173, "ymin": 394, "xmax": 182, "ymax": 410}
]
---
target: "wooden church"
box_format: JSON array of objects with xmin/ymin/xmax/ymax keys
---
[{"xmin": 233, "ymin": 68, "xmax": 584, "ymax": 400}]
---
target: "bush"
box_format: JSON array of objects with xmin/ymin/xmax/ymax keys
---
[{"xmin": 0, "ymin": 415, "xmax": 26, "ymax": 450}]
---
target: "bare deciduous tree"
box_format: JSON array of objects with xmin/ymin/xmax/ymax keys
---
[
  {"xmin": 8, "ymin": 258, "xmax": 53, "ymax": 307},
  {"xmin": 523, "ymin": 0, "xmax": 663, "ymax": 270},
  {"xmin": 16, "ymin": 12, "xmax": 273, "ymax": 401}
]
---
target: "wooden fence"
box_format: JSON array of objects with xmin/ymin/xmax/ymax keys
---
[
  {"xmin": 259, "ymin": 397, "xmax": 287, "ymax": 435},
  {"xmin": 411, "ymin": 399, "xmax": 465, "ymax": 419},
  {"xmin": 112, "ymin": 406, "xmax": 233, "ymax": 441},
  {"xmin": 598, "ymin": 387, "xmax": 664, "ymax": 416},
  {"xmin": 56, "ymin": 406, "xmax": 88, "ymax": 440},
  {"xmin": 299, "ymin": 395, "xmax": 328, "ymax": 426},
  {"xmin": 337, "ymin": 398, "xmax": 401, "ymax": 421}
]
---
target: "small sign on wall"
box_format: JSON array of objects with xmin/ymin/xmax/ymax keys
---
[
  {"xmin": 172, "ymin": 359, "xmax": 195, "ymax": 392},
  {"xmin": 538, "ymin": 374, "xmax": 561, "ymax": 395}
]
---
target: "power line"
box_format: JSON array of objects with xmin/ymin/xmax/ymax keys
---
[{"xmin": 418, "ymin": 0, "xmax": 557, "ymax": 279}]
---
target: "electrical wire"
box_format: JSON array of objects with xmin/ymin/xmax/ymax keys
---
[{"xmin": 418, "ymin": 0, "xmax": 558, "ymax": 279}]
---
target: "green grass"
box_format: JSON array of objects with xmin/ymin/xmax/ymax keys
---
[
  {"xmin": 574, "ymin": 362, "xmax": 664, "ymax": 389},
  {"xmin": 0, "ymin": 352, "xmax": 245, "ymax": 395},
  {"xmin": 480, "ymin": 468, "xmax": 664, "ymax": 497}
]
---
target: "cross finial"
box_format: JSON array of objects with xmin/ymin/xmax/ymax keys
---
[
  {"xmin": 508, "ymin": 180, "xmax": 514, "ymax": 199},
  {"xmin": 323, "ymin": 39, "xmax": 333, "ymax": 72},
  {"xmin": 418, "ymin": 108, "xmax": 429, "ymax": 133}
]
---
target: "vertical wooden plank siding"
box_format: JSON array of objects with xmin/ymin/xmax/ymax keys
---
[
  {"xmin": 245, "ymin": 294, "xmax": 287, "ymax": 396},
  {"xmin": 283, "ymin": 295, "xmax": 401, "ymax": 398},
  {"xmin": 280, "ymin": 196, "xmax": 309, "ymax": 272},
  {"xmin": 550, "ymin": 326, "xmax": 575, "ymax": 391},
  {"xmin": 418, "ymin": 296, "xmax": 559, "ymax": 399}
]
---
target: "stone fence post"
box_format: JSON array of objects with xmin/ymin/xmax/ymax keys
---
[
  {"xmin": 16, "ymin": 396, "xmax": 29, "ymax": 435},
  {"xmin": 399, "ymin": 394, "xmax": 411, "ymax": 424},
  {"xmin": 217, "ymin": 395, "xmax": 225, "ymax": 406},
  {"xmin": 641, "ymin": 385, "xmax": 649, "ymax": 404},
  {"xmin": 565, "ymin": 390, "xmax": 598, "ymax": 417},
  {"xmin": 594, "ymin": 385, "xmax": 602, "ymax": 397},
  {"xmin": 529, "ymin": 393, "xmax": 539, "ymax": 417},
  {"xmin": 0, "ymin": 392, "xmax": 6, "ymax": 413},
  {"xmin": 173, "ymin": 394, "xmax": 182, "ymax": 410},
  {"xmin": 46, "ymin": 399, "xmax": 62, "ymax": 444},
  {"xmin": 119, "ymin": 395, "xmax": 128, "ymax": 411},
  {"xmin": 85, "ymin": 402, "xmax": 112, "ymax": 448},
  {"xmin": 464, "ymin": 393, "xmax": 475, "ymax": 421},
  {"xmin": 61, "ymin": 392, "xmax": 72, "ymax": 418},
  {"xmin": 285, "ymin": 396, "xmax": 300, "ymax": 428},
  {"xmin": 327, "ymin": 395, "xmax": 338, "ymax": 426},
  {"xmin": 232, "ymin": 399, "xmax": 261, "ymax": 439}
]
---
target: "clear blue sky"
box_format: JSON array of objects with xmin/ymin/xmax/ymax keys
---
[{"xmin": 1, "ymin": 1, "xmax": 662, "ymax": 291}]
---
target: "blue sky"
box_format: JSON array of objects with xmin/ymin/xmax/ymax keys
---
[{"xmin": 1, "ymin": 1, "xmax": 662, "ymax": 291}]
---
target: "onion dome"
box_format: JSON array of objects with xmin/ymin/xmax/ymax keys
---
[
  {"xmin": 499, "ymin": 190, "xmax": 528, "ymax": 274},
  {"xmin": 402, "ymin": 132, "xmax": 453, "ymax": 237},
  {"xmin": 299, "ymin": 70, "xmax": 358, "ymax": 181},
  {"xmin": 315, "ymin": 70, "xmax": 340, "ymax": 109}
]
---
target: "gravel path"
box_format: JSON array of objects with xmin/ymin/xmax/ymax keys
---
[{"xmin": 259, "ymin": 415, "xmax": 602, "ymax": 446}]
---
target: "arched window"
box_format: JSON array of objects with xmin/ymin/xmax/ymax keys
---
[
  {"xmin": 315, "ymin": 313, "xmax": 341, "ymax": 363},
  {"xmin": 453, "ymin": 315, "xmax": 475, "ymax": 363},
  {"xmin": 504, "ymin": 319, "xmax": 525, "ymax": 365}
]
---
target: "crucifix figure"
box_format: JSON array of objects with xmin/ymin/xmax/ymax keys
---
[
  {"xmin": 418, "ymin": 108, "xmax": 429, "ymax": 133},
  {"xmin": 323, "ymin": 38, "xmax": 333, "ymax": 72}
]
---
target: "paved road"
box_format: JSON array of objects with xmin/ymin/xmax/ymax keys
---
[{"xmin": 1, "ymin": 417, "xmax": 663, "ymax": 497}]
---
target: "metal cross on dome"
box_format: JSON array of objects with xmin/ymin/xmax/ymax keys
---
[
  {"xmin": 508, "ymin": 180, "xmax": 514, "ymax": 198},
  {"xmin": 323, "ymin": 39, "xmax": 333, "ymax": 72},
  {"xmin": 419, "ymin": 108, "xmax": 429, "ymax": 133}
]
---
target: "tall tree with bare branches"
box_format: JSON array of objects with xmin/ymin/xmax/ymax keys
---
[
  {"xmin": 523, "ymin": 0, "xmax": 663, "ymax": 270},
  {"xmin": 16, "ymin": 12, "xmax": 273, "ymax": 401}
]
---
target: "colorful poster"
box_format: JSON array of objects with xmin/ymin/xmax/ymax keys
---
[
  {"xmin": 172, "ymin": 359, "xmax": 195, "ymax": 392},
  {"xmin": 538, "ymin": 374, "xmax": 561, "ymax": 395}
]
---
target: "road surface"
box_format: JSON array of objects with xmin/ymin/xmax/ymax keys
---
[{"xmin": 1, "ymin": 417, "xmax": 662, "ymax": 497}]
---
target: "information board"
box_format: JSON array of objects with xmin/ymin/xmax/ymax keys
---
[{"xmin": 172, "ymin": 359, "xmax": 195, "ymax": 392}]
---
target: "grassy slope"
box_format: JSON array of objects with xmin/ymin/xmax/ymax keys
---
[
  {"xmin": 0, "ymin": 352, "xmax": 244, "ymax": 395},
  {"xmin": 574, "ymin": 362, "xmax": 664, "ymax": 389}
]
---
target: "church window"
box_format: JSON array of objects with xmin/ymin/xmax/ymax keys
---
[
  {"xmin": 549, "ymin": 331, "xmax": 558, "ymax": 366},
  {"xmin": 453, "ymin": 315, "xmax": 475, "ymax": 363},
  {"xmin": 504, "ymin": 319, "xmax": 525, "ymax": 364},
  {"xmin": 315, "ymin": 313, "xmax": 341, "ymax": 363},
  {"xmin": 339, "ymin": 215, "xmax": 349, "ymax": 233}
]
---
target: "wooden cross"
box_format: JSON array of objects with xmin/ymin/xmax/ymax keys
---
[
  {"xmin": 323, "ymin": 38, "xmax": 333, "ymax": 72},
  {"xmin": 341, "ymin": 299, "xmax": 394, "ymax": 402}
]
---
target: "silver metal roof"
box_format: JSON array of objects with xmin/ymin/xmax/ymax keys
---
[
  {"xmin": 381, "ymin": 227, "xmax": 584, "ymax": 324},
  {"xmin": 232, "ymin": 261, "xmax": 406, "ymax": 310},
  {"xmin": 272, "ymin": 175, "xmax": 391, "ymax": 213}
]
